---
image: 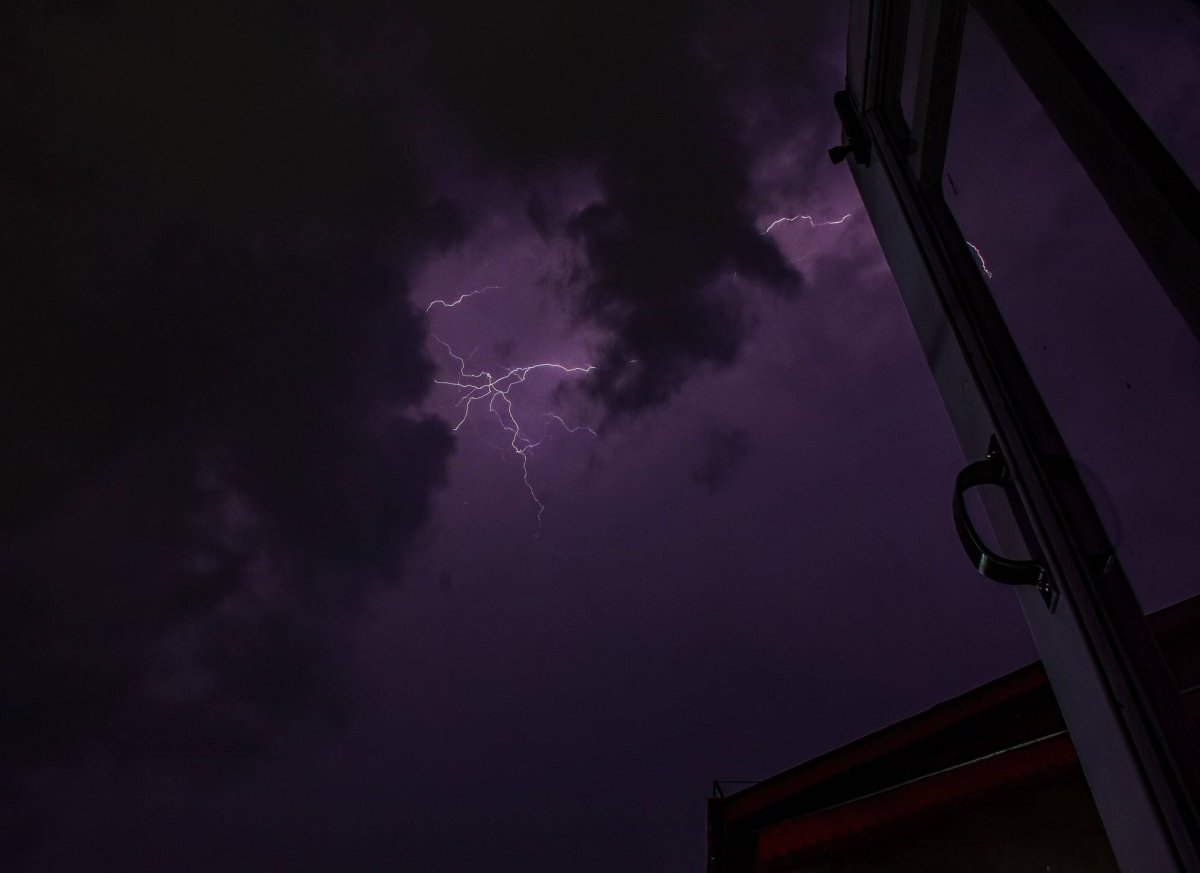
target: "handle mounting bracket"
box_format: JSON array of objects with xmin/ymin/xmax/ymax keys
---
[{"xmin": 954, "ymin": 437, "xmax": 1057, "ymax": 609}]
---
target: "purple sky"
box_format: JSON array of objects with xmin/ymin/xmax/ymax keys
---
[{"xmin": 3, "ymin": 2, "xmax": 1198, "ymax": 870}]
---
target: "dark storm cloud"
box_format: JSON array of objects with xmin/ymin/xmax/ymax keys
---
[
  {"xmin": 3, "ymin": 0, "xmax": 840, "ymax": 786},
  {"xmin": 413, "ymin": 0, "xmax": 835, "ymax": 414},
  {"xmin": 1, "ymin": 1, "xmax": 456, "ymax": 768}
]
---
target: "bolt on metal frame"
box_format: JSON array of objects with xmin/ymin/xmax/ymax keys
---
[{"xmin": 837, "ymin": 0, "xmax": 1200, "ymax": 869}]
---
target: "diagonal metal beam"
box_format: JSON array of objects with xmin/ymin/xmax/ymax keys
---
[{"xmin": 972, "ymin": 0, "xmax": 1200, "ymax": 342}]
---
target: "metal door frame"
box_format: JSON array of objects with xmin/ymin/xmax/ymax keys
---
[{"xmin": 838, "ymin": 1, "xmax": 1200, "ymax": 869}]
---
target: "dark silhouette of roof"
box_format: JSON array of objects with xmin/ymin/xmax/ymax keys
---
[{"xmin": 708, "ymin": 594, "xmax": 1200, "ymax": 872}]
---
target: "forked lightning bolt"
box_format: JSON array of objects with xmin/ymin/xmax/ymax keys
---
[
  {"xmin": 544, "ymin": 413, "xmax": 597, "ymax": 437},
  {"xmin": 431, "ymin": 332, "xmax": 596, "ymax": 535},
  {"xmin": 425, "ymin": 285, "xmax": 501, "ymax": 313},
  {"xmin": 760, "ymin": 213, "xmax": 852, "ymax": 235}
]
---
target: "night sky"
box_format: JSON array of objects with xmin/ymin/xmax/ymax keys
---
[{"xmin": 4, "ymin": 1, "xmax": 1199, "ymax": 870}]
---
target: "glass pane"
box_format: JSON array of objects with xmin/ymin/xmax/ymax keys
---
[
  {"xmin": 1050, "ymin": 0, "xmax": 1200, "ymax": 188},
  {"xmin": 944, "ymin": 8, "xmax": 1200, "ymax": 612}
]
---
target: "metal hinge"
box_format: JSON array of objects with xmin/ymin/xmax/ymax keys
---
[{"xmin": 829, "ymin": 90, "xmax": 872, "ymax": 166}]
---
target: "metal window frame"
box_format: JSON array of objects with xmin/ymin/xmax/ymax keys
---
[{"xmin": 839, "ymin": 1, "xmax": 1200, "ymax": 870}]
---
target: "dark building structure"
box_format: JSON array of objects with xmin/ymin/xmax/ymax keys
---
[{"xmin": 707, "ymin": 595, "xmax": 1200, "ymax": 872}]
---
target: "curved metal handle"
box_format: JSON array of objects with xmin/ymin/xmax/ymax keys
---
[{"xmin": 953, "ymin": 441, "xmax": 1050, "ymax": 594}]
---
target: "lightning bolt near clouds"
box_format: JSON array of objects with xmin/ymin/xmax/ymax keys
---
[
  {"xmin": 428, "ymin": 293, "xmax": 597, "ymax": 536},
  {"xmin": 429, "ymin": 207, "xmax": 855, "ymax": 533},
  {"xmin": 544, "ymin": 413, "xmax": 597, "ymax": 437},
  {"xmin": 761, "ymin": 210, "xmax": 994, "ymax": 281},
  {"xmin": 425, "ymin": 285, "xmax": 502, "ymax": 313},
  {"xmin": 760, "ymin": 212, "xmax": 852, "ymax": 235}
]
